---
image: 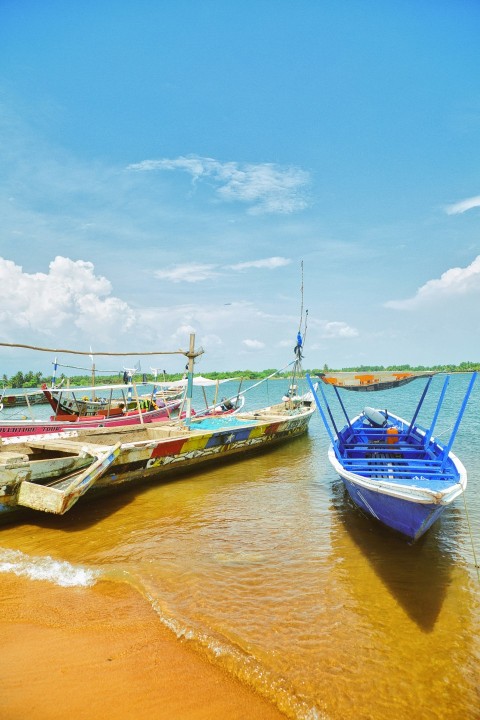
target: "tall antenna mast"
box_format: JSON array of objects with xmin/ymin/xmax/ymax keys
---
[{"xmin": 298, "ymin": 259, "xmax": 304, "ymax": 334}]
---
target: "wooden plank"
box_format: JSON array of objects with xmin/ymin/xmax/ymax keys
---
[
  {"xmin": 26, "ymin": 438, "xmax": 111, "ymax": 456},
  {"xmin": 17, "ymin": 442, "xmax": 122, "ymax": 514},
  {"xmin": 0, "ymin": 452, "xmax": 29, "ymax": 466}
]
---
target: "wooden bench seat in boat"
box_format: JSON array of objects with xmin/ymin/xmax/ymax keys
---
[{"xmin": 0, "ymin": 451, "xmax": 30, "ymax": 466}]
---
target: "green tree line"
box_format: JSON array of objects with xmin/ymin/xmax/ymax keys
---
[{"xmin": 2, "ymin": 362, "xmax": 479, "ymax": 389}]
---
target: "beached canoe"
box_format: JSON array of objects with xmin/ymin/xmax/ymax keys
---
[{"xmin": 0, "ymin": 400, "xmax": 315, "ymax": 521}]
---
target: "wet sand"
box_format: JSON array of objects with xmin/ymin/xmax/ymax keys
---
[{"xmin": 1, "ymin": 575, "xmax": 286, "ymax": 720}]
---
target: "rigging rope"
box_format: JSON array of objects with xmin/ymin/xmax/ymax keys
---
[
  {"xmin": 297, "ymin": 260, "xmax": 304, "ymax": 335},
  {"xmin": 461, "ymin": 489, "xmax": 480, "ymax": 582},
  {"xmin": 53, "ymin": 362, "xmax": 121, "ymax": 373},
  {"xmin": 303, "ymin": 308, "xmax": 309, "ymax": 347}
]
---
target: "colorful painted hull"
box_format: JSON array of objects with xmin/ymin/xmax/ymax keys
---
[
  {"xmin": 42, "ymin": 383, "xmax": 179, "ymax": 416},
  {"xmin": 0, "ymin": 402, "xmax": 315, "ymax": 520}
]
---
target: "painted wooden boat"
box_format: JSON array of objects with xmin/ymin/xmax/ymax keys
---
[
  {"xmin": 0, "ymin": 375, "xmax": 246, "ymax": 440},
  {"xmin": 43, "ymin": 374, "xmax": 245, "ymax": 418},
  {"xmin": 318, "ymin": 370, "xmax": 437, "ymax": 392},
  {"xmin": 0, "ymin": 389, "xmax": 48, "ymax": 408},
  {"xmin": 0, "ymin": 382, "xmax": 181, "ymax": 438},
  {"xmin": 0, "ymin": 400, "xmax": 315, "ymax": 520},
  {"xmin": 42, "ymin": 382, "xmax": 178, "ymax": 417},
  {"xmin": 0, "ymin": 403, "xmax": 181, "ymax": 439},
  {"xmin": 307, "ymin": 372, "xmax": 477, "ymax": 541}
]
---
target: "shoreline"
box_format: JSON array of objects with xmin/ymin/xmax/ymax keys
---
[{"xmin": 2, "ymin": 574, "xmax": 286, "ymax": 720}]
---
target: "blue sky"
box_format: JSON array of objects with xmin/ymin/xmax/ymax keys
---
[{"xmin": 1, "ymin": 0, "xmax": 479, "ymax": 375}]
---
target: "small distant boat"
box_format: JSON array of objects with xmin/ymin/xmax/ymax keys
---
[
  {"xmin": 317, "ymin": 370, "xmax": 437, "ymax": 392},
  {"xmin": 42, "ymin": 374, "xmax": 245, "ymax": 419},
  {"xmin": 0, "ymin": 389, "xmax": 48, "ymax": 408},
  {"xmin": 41, "ymin": 382, "xmax": 179, "ymax": 418},
  {"xmin": 0, "ymin": 376, "xmax": 245, "ymax": 439},
  {"xmin": 0, "ymin": 399, "xmax": 180, "ymax": 439},
  {"xmin": 307, "ymin": 371, "xmax": 477, "ymax": 541}
]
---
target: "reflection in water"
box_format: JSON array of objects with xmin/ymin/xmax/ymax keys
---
[{"xmin": 330, "ymin": 480, "xmax": 456, "ymax": 632}]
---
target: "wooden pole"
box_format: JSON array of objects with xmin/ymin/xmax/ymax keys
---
[
  {"xmin": 0, "ymin": 342, "xmax": 187, "ymax": 356},
  {"xmin": 186, "ymin": 334, "xmax": 195, "ymax": 425},
  {"xmin": 91, "ymin": 362, "xmax": 96, "ymax": 401}
]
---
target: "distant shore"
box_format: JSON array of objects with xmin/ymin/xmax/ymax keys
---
[{"xmin": 2, "ymin": 363, "xmax": 479, "ymax": 391}]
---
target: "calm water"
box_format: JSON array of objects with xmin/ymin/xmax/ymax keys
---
[{"xmin": 1, "ymin": 375, "xmax": 479, "ymax": 719}]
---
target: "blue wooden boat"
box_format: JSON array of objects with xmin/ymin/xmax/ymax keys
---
[{"xmin": 306, "ymin": 372, "xmax": 477, "ymax": 541}]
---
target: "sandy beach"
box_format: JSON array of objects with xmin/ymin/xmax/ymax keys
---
[{"xmin": 1, "ymin": 574, "xmax": 286, "ymax": 720}]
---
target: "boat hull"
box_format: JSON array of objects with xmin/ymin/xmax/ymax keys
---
[
  {"xmin": 79, "ymin": 408, "xmax": 315, "ymax": 495},
  {"xmin": 339, "ymin": 473, "xmax": 448, "ymax": 541},
  {"xmin": 328, "ymin": 411, "xmax": 467, "ymax": 541},
  {"xmin": 0, "ymin": 405, "xmax": 180, "ymax": 438},
  {"xmin": 0, "ymin": 403, "xmax": 315, "ymax": 521}
]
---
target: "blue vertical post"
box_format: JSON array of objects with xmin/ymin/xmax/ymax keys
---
[
  {"xmin": 406, "ymin": 374, "xmax": 434, "ymax": 438},
  {"xmin": 51, "ymin": 356, "xmax": 58, "ymax": 388},
  {"xmin": 440, "ymin": 372, "xmax": 477, "ymax": 470},
  {"xmin": 306, "ymin": 374, "xmax": 342, "ymax": 460},
  {"xmin": 318, "ymin": 382, "xmax": 340, "ymax": 438},
  {"xmin": 152, "ymin": 368, "xmax": 158, "ymax": 402},
  {"xmin": 332, "ymin": 385, "xmax": 353, "ymax": 432},
  {"xmin": 127, "ymin": 371, "xmax": 133, "ymax": 403},
  {"xmin": 423, "ymin": 375, "xmax": 449, "ymax": 448}
]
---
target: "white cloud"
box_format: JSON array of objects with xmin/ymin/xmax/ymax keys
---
[
  {"xmin": 154, "ymin": 263, "xmax": 219, "ymax": 283},
  {"xmin": 134, "ymin": 302, "xmax": 294, "ymax": 369},
  {"xmin": 127, "ymin": 156, "xmax": 214, "ymax": 178},
  {"xmin": 153, "ymin": 257, "xmax": 291, "ymax": 283},
  {"xmin": 242, "ymin": 339, "xmax": 266, "ymax": 350},
  {"xmin": 127, "ymin": 155, "xmax": 310, "ymax": 215},
  {"xmin": 228, "ymin": 257, "xmax": 291, "ymax": 271},
  {"xmin": 0, "ymin": 256, "xmax": 135, "ymax": 341},
  {"xmin": 171, "ymin": 324, "xmax": 197, "ymax": 344},
  {"xmin": 0, "ymin": 254, "xmax": 348, "ymax": 371},
  {"xmin": 200, "ymin": 334, "xmax": 223, "ymax": 349},
  {"xmin": 445, "ymin": 195, "xmax": 480, "ymax": 215},
  {"xmin": 385, "ymin": 255, "xmax": 480, "ymax": 310},
  {"xmin": 321, "ymin": 321, "xmax": 359, "ymax": 338}
]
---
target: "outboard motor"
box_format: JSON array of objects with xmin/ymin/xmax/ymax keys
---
[{"xmin": 363, "ymin": 406, "xmax": 388, "ymax": 428}]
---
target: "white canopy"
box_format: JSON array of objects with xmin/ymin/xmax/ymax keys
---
[
  {"xmin": 153, "ymin": 375, "xmax": 239, "ymax": 389},
  {"xmin": 50, "ymin": 376, "xmax": 239, "ymax": 393}
]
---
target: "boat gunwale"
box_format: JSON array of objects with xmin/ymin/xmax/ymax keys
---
[{"xmin": 330, "ymin": 410, "xmax": 466, "ymax": 505}]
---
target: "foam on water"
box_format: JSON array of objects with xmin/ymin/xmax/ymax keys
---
[
  {"xmin": 118, "ymin": 569, "xmax": 326, "ymax": 720},
  {"xmin": 0, "ymin": 547, "xmax": 99, "ymax": 587}
]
